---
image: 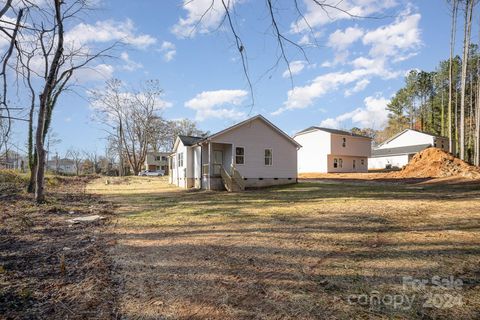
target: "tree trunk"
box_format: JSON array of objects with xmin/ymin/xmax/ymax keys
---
[
  {"xmin": 460, "ymin": 0, "xmax": 474, "ymax": 160},
  {"xmin": 34, "ymin": 0, "xmax": 64, "ymax": 203},
  {"xmin": 34, "ymin": 94, "xmax": 47, "ymax": 202},
  {"xmin": 476, "ymin": 74, "xmax": 480, "ymax": 166},
  {"xmin": 449, "ymin": 0, "xmax": 458, "ymax": 153}
]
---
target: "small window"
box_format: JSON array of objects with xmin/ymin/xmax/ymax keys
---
[
  {"xmin": 333, "ymin": 158, "xmax": 338, "ymax": 168},
  {"xmin": 361, "ymin": 159, "xmax": 365, "ymax": 165},
  {"xmin": 235, "ymin": 147, "xmax": 245, "ymax": 165},
  {"xmin": 155, "ymin": 156, "xmax": 161, "ymax": 161},
  {"xmin": 264, "ymin": 149, "xmax": 272, "ymax": 166},
  {"xmin": 339, "ymin": 158, "xmax": 343, "ymax": 168},
  {"xmin": 353, "ymin": 159, "xmax": 356, "ymax": 169},
  {"xmin": 161, "ymin": 156, "xmax": 168, "ymax": 161},
  {"xmin": 178, "ymin": 153, "xmax": 184, "ymax": 167},
  {"xmin": 342, "ymin": 137, "xmax": 346, "ymax": 147}
]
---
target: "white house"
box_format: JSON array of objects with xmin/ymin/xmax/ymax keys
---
[
  {"xmin": 46, "ymin": 158, "xmax": 77, "ymax": 174},
  {"xmin": 293, "ymin": 127, "xmax": 372, "ymax": 173},
  {"xmin": 169, "ymin": 115, "xmax": 301, "ymax": 191},
  {"xmin": 369, "ymin": 129, "xmax": 451, "ymax": 170}
]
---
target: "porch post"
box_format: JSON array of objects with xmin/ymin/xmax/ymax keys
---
[{"xmin": 208, "ymin": 141, "xmax": 212, "ymax": 190}]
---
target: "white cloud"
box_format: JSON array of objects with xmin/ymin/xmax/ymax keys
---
[
  {"xmin": 185, "ymin": 89, "xmax": 248, "ymax": 121},
  {"xmin": 291, "ymin": 0, "xmax": 397, "ymax": 33},
  {"xmin": 72, "ymin": 64, "xmax": 115, "ymax": 83},
  {"xmin": 362, "ymin": 13, "xmax": 421, "ymax": 58},
  {"xmin": 321, "ymin": 51, "xmax": 349, "ymax": 68},
  {"xmin": 158, "ymin": 41, "xmax": 177, "ymax": 62},
  {"xmin": 282, "ymin": 60, "xmax": 307, "ymax": 78},
  {"xmin": 319, "ymin": 95, "xmax": 390, "ymax": 129},
  {"xmin": 327, "ymin": 27, "xmax": 364, "ymax": 50},
  {"xmin": 345, "ymin": 79, "xmax": 370, "ymax": 96},
  {"xmin": 65, "ymin": 19, "xmax": 156, "ymax": 49},
  {"xmin": 120, "ymin": 52, "xmax": 143, "ymax": 71},
  {"xmin": 172, "ymin": 0, "xmax": 239, "ymax": 38},
  {"xmin": 273, "ymin": 64, "xmax": 388, "ymax": 115},
  {"xmin": 275, "ymin": 10, "xmax": 421, "ymax": 115}
]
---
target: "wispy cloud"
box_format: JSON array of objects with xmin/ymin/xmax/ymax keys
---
[
  {"xmin": 158, "ymin": 41, "xmax": 177, "ymax": 62},
  {"xmin": 185, "ymin": 89, "xmax": 247, "ymax": 121}
]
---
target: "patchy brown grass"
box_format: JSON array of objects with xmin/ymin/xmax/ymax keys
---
[
  {"xmin": 0, "ymin": 171, "xmax": 116, "ymax": 319},
  {"xmin": 88, "ymin": 176, "xmax": 480, "ymax": 319}
]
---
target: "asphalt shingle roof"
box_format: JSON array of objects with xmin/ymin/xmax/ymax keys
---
[
  {"xmin": 371, "ymin": 144, "xmax": 432, "ymax": 157},
  {"xmin": 178, "ymin": 135, "xmax": 204, "ymax": 146},
  {"xmin": 295, "ymin": 126, "xmax": 371, "ymax": 138}
]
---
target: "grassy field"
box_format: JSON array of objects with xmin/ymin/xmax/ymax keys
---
[{"xmin": 88, "ymin": 176, "xmax": 480, "ymax": 319}]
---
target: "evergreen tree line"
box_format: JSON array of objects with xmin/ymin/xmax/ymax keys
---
[{"xmin": 384, "ymin": 0, "xmax": 480, "ymax": 166}]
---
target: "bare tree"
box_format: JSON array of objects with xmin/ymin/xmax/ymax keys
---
[
  {"xmin": 66, "ymin": 149, "xmax": 82, "ymax": 176},
  {"xmin": 0, "ymin": 0, "xmax": 115, "ymax": 201},
  {"xmin": 83, "ymin": 150, "xmax": 100, "ymax": 174},
  {"xmin": 90, "ymin": 79, "xmax": 165, "ymax": 175}
]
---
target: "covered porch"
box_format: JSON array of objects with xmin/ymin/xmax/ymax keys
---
[{"xmin": 197, "ymin": 142, "xmax": 244, "ymax": 191}]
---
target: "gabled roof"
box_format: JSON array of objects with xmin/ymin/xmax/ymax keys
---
[
  {"xmin": 172, "ymin": 135, "xmax": 204, "ymax": 153},
  {"xmin": 197, "ymin": 114, "xmax": 302, "ymax": 148},
  {"xmin": 178, "ymin": 135, "xmax": 203, "ymax": 146},
  {"xmin": 377, "ymin": 129, "xmax": 446, "ymax": 147},
  {"xmin": 371, "ymin": 144, "xmax": 432, "ymax": 158},
  {"xmin": 294, "ymin": 126, "xmax": 372, "ymax": 139}
]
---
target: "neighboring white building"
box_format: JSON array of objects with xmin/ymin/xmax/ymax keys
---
[
  {"xmin": 144, "ymin": 152, "xmax": 171, "ymax": 174},
  {"xmin": 369, "ymin": 129, "xmax": 451, "ymax": 170},
  {"xmin": 293, "ymin": 127, "xmax": 372, "ymax": 173},
  {"xmin": 46, "ymin": 158, "xmax": 77, "ymax": 174},
  {"xmin": 169, "ymin": 115, "xmax": 301, "ymax": 191}
]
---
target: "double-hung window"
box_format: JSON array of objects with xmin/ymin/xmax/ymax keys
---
[
  {"xmin": 178, "ymin": 153, "xmax": 184, "ymax": 167},
  {"xmin": 235, "ymin": 147, "xmax": 245, "ymax": 165},
  {"xmin": 264, "ymin": 149, "xmax": 272, "ymax": 166}
]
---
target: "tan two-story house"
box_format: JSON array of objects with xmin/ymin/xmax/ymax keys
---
[{"xmin": 294, "ymin": 127, "xmax": 372, "ymax": 173}]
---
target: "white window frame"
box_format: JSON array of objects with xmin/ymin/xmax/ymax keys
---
[
  {"xmin": 339, "ymin": 158, "xmax": 343, "ymax": 168},
  {"xmin": 333, "ymin": 158, "xmax": 338, "ymax": 168},
  {"xmin": 178, "ymin": 153, "xmax": 184, "ymax": 167},
  {"xmin": 235, "ymin": 146, "xmax": 245, "ymax": 165},
  {"xmin": 264, "ymin": 148, "xmax": 272, "ymax": 166}
]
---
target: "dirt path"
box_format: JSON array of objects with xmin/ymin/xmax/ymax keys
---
[{"xmin": 90, "ymin": 176, "xmax": 480, "ymax": 320}]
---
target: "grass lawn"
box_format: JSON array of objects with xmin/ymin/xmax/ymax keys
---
[{"xmin": 88, "ymin": 176, "xmax": 480, "ymax": 319}]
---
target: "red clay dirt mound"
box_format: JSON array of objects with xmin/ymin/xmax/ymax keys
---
[{"xmin": 390, "ymin": 147, "xmax": 480, "ymax": 179}]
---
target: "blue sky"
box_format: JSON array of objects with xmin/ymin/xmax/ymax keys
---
[{"xmin": 9, "ymin": 0, "xmax": 461, "ymax": 155}]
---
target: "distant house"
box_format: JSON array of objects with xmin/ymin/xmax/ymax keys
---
[
  {"xmin": 144, "ymin": 152, "xmax": 171, "ymax": 174},
  {"xmin": 369, "ymin": 129, "xmax": 451, "ymax": 170},
  {"xmin": 169, "ymin": 115, "xmax": 301, "ymax": 191},
  {"xmin": 294, "ymin": 127, "xmax": 371, "ymax": 173},
  {"xmin": 46, "ymin": 158, "xmax": 77, "ymax": 174},
  {"xmin": 0, "ymin": 151, "xmax": 26, "ymax": 171}
]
